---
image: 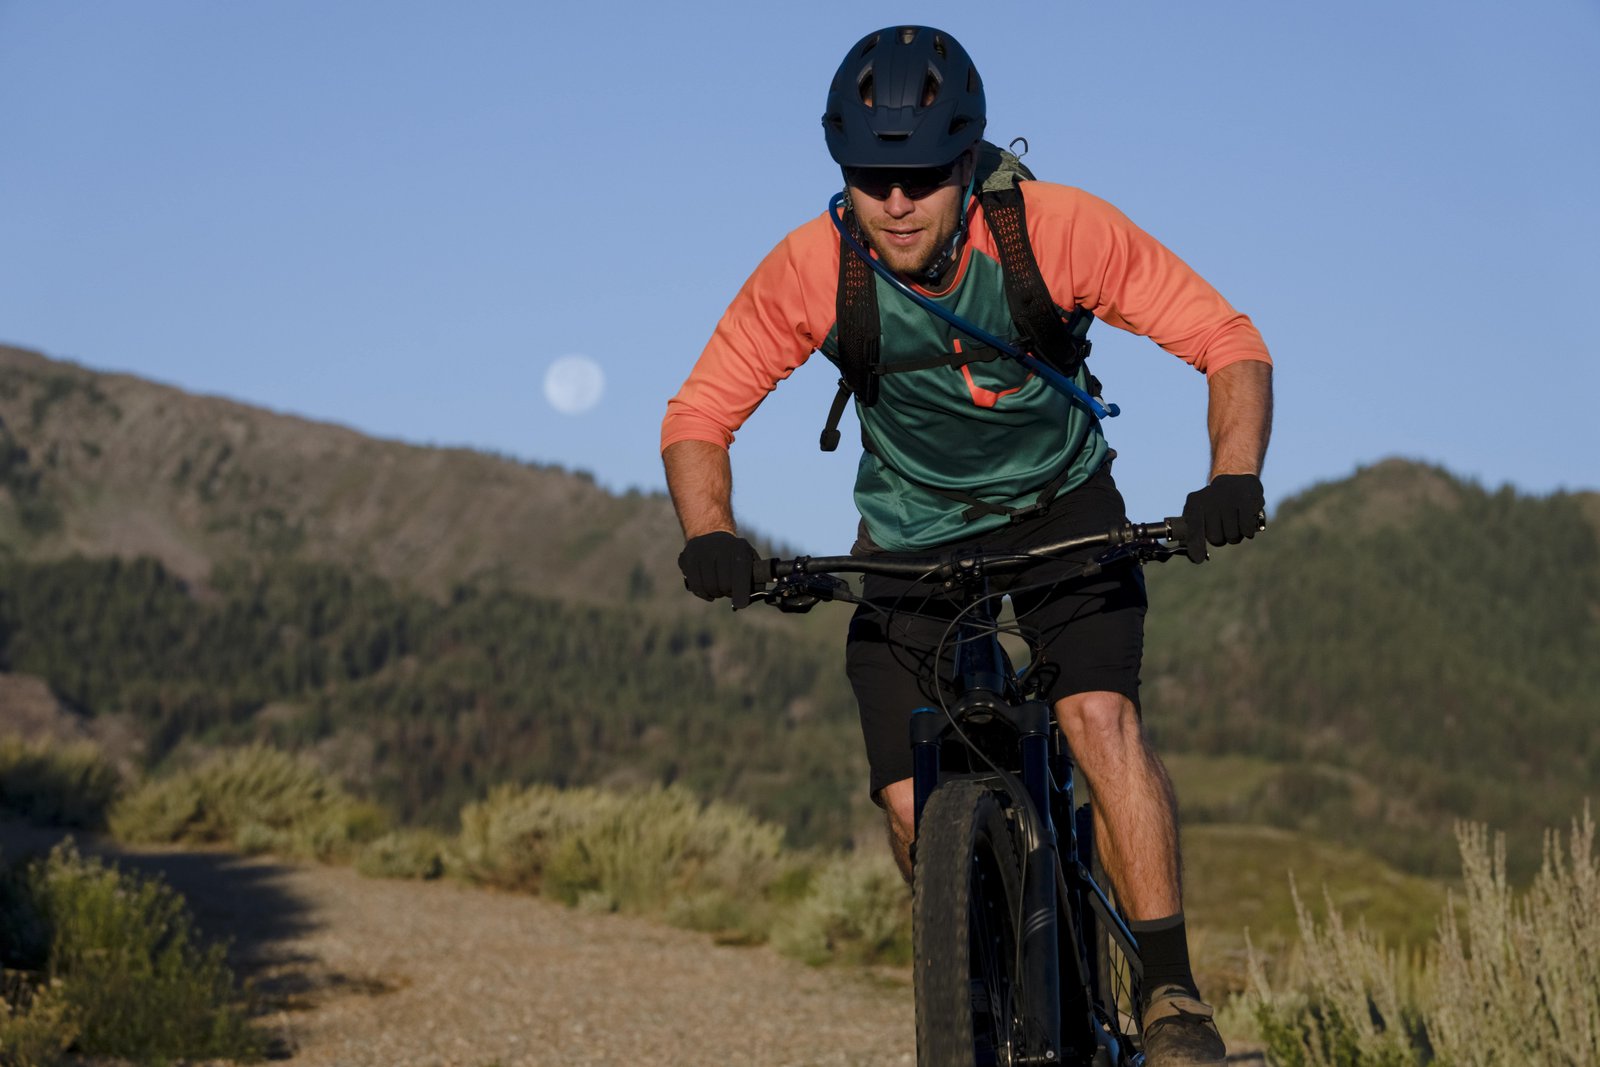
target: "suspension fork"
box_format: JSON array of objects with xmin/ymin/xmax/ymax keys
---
[{"xmin": 908, "ymin": 579, "xmax": 1065, "ymax": 1062}]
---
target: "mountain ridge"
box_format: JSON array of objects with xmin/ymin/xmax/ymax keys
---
[
  {"xmin": 2, "ymin": 343, "xmax": 1595, "ymax": 874},
  {"xmin": 0, "ymin": 343, "xmax": 690, "ymax": 607}
]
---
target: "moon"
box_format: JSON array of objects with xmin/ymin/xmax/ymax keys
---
[{"xmin": 544, "ymin": 354, "xmax": 605, "ymax": 415}]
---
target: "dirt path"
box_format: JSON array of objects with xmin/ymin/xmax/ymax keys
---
[{"xmin": 1, "ymin": 823, "xmax": 913, "ymax": 1067}]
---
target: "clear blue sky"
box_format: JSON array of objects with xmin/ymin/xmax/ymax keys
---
[{"xmin": 3, "ymin": 1, "xmax": 1596, "ymax": 553}]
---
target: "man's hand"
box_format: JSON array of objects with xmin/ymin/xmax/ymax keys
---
[
  {"xmin": 1181, "ymin": 474, "xmax": 1265, "ymax": 563},
  {"xmin": 678, "ymin": 531, "xmax": 757, "ymax": 608}
]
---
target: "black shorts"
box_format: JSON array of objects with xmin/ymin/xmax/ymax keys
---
[{"xmin": 844, "ymin": 463, "xmax": 1147, "ymax": 800}]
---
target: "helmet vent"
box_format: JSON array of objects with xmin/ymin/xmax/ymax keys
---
[{"xmin": 824, "ymin": 26, "xmax": 986, "ymax": 167}]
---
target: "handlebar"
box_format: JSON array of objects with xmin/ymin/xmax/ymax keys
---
[{"xmin": 753, "ymin": 517, "xmax": 1189, "ymax": 590}]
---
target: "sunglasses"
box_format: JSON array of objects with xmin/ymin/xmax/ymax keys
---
[{"xmin": 844, "ymin": 160, "xmax": 962, "ymax": 201}]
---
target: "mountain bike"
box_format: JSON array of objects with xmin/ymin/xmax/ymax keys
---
[{"xmin": 753, "ymin": 518, "xmax": 1194, "ymax": 1067}]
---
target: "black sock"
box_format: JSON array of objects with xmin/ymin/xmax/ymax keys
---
[{"xmin": 1129, "ymin": 912, "xmax": 1198, "ymax": 1001}]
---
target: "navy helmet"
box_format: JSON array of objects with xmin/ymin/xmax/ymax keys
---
[{"xmin": 822, "ymin": 26, "xmax": 986, "ymax": 169}]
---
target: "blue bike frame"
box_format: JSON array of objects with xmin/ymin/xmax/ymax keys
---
[{"xmin": 908, "ymin": 573, "xmax": 1142, "ymax": 1064}]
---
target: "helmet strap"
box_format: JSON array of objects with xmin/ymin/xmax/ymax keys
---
[{"xmin": 912, "ymin": 170, "xmax": 977, "ymax": 287}]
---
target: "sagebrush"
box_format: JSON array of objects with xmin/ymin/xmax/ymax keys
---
[
  {"xmin": 0, "ymin": 739, "xmax": 121, "ymax": 829},
  {"xmin": 109, "ymin": 743, "xmax": 385, "ymax": 860},
  {"xmin": 0, "ymin": 841, "xmax": 261, "ymax": 1065},
  {"xmin": 452, "ymin": 780, "xmax": 910, "ymax": 962},
  {"xmin": 1245, "ymin": 805, "xmax": 1600, "ymax": 1066},
  {"xmin": 455, "ymin": 782, "xmax": 784, "ymax": 922}
]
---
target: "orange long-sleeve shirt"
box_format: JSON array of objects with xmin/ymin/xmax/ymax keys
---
[{"xmin": 662, "ymin": 181, "xmax": 1271, "ymax": 454}]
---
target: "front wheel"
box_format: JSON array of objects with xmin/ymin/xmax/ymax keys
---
[
  {"xmin": 913, "ymin": 779, "xmax": 1027, "ymax": 1067},
  {"xmin": 1076, "ymin": 799, "xmax": 1143, "ymax": 1065}
]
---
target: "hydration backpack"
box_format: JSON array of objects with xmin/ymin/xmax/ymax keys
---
[{"xmin": 820, "ymin": 140, "xmax": 1099, "ymax": 455}]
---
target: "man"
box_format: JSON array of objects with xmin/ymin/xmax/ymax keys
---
[{"xmin": 661, "ymin": 25, "xmax": 1270, "ymax": 1067}]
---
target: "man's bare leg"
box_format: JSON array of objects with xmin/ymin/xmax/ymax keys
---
[
  {"xmin": 879, "ymin": 777, "xmax": 916, "ymax": 884},
  {"xmin": 877, "ymin": 693, "xmax": 1177, "ymax": 902},
  {"xmin": 1053, "ymin": 690, "xmax": 1181, "ymax": 919}
]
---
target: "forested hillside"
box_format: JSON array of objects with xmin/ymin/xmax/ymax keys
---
[
  {"xmin": 1, "ymin": 346, "xmax": 1595, "ymax": 876},
  {"xmin": 0, "ymin": 554, "xmax": 865, "ymax": 846},
  {"xmin": 1143, "ymin": 458, "xmax": 1600, "ymax": 876}
]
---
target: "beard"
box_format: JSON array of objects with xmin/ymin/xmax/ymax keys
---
[
  {"xmin": 859, "ymin": 211, "xmax": 961, "ymax": 277},
  {"xmin": 848, "ymin": 187, "xmax": 967, "ymax": 280}
]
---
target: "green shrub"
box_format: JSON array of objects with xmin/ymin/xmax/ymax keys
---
[
  {"xmin": 1245, "ymin": 806, "xmax": 1600, "ymax": 1066},
  {"xmin": 0, "ymin": 739, "xmax": 122, "ymax": 829},
  {"xmin": 0, "ymin": 842, "xmax": 261, "ymax": 1064},
  {"xmin": 0, "ymin": 973, "xmax": 77, "ymax": 1067},
  {"xmin": 455, "ymin": 782, "xmax": 786, "ymax": 931},
  {"xmin": 771, "ymin": 851, "xmax": 912, "ymax": 967},
  {"xmin": 454, "ymin": 782, "xmax": 614, "ymax": 892},
  {"xmin": 109, "ymin": 744, "xmax": 386, "ymax": 861},
  {"xmin": 355, "ymin": 828, "xmax": 450, "ymax": 880}
]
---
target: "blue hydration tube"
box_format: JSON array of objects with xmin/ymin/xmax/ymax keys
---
[{"xmin": 827, "ymin": 191, "xmax": 1120, "ymax": 421}]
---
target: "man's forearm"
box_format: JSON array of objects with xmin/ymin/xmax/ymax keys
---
[
  {"xmin": 1206, "ymin": 360, "xmax": 1273, "ymax": 479},
  {"xmin": 663, "ymin": 440, "xmax": 738, "ymax": 540}
]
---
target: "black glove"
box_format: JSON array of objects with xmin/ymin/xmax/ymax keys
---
[
  {"xmin": 1181, "ymin": 474, "xmax": 1265, "ymax": 563},
  {"xmin": 677, "ymin": 531, "xmax": 757, "ymax": 608}
]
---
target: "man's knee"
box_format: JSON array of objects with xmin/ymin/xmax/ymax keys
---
[
  {"xmin": 879, "ymin": 777, "xmax": 916, "ymax": 845},
  {"xmin": 878, "ymin": 778, "xmax": 916, "ymax": 883},
  {"xmin": 1054, "ymin": 690, "xmax": 1140, "ymax": 744}
]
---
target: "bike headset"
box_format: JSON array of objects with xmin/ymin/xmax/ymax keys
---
[{"xmin": 822, "ymin": 25, "xmax": 1121, "ymax": 423}]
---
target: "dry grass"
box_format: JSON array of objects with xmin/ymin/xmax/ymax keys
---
[
  {"xmin": 1427, "ymin": 809, "xmax": 1599, "ymax": 1064},
  {"xmin": 1182, "ymin": 822, "xmax": 1447, "ymax": 996},
  {"xmin": 1242, "ymin": 805, "xmax": 1599, "ymax": 1066}
]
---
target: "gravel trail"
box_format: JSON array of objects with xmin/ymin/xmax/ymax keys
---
[{"xmin": 0, "ymin": 824, "xmax": 914, "ymax": 1067}]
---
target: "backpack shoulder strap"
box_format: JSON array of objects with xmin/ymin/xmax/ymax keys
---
[
  {"xmin": 979, "ymin": 182, "xmax": 1094, "ymax": 384},
  {"xmin": 820, "ymin": 142, "xmax": 1097, "ymax": 454},
  {"xmin": 821, "ymin": 212, "xmax": 881, "ymax": 451}
]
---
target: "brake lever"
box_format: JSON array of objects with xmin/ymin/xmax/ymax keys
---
[
  {"xmin": 1091, "ymin": 539, "xmax": 1182, "ymax": 573},
  {"xmin": 1133, "ymin": 541, "xmax": 1183, "ymax": 564},
  {"xmin": 760, "ymin": 573, "xmax": 853, "ymax": 614}
]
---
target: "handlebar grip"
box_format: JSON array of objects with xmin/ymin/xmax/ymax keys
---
[
  {"xmin": 1123, "ymin": 517, "xmax": 1189, "ymax": 543},
  {"xmin": 752, "ymin": 557, "xmax": 777, "ymax": 587}
]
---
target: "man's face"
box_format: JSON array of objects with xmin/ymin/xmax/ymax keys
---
[{"xmin": 845, "ymin": 152, "xmax": 974, "ymax": 279}]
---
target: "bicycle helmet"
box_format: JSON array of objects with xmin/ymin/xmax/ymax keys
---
[{"xmin": 822, "ymin": 26, "xmax": 986, "ymax": 169}]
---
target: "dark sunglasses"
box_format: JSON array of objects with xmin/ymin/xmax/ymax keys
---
[{"xmin": 844, "ymin": 160, "xmax": 961, "ymax": 201}]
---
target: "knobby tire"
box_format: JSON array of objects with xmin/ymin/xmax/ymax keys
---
[{"xmin": 914, "ymin": 779, "xmax": 1027, "ymax": 1067}]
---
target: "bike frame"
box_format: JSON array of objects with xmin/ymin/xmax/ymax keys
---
[
  {"xmin": 757, "ymin": 522, "xmax": 1183, "ymax": 1066},
  {"xmin": 907, "ymin": 565, "xmax": 1143, "ymax": 1065}
]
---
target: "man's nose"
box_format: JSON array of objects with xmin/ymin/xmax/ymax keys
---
[{"xmin": 883, "ymin": 187, "xmax": 916, "ymax": 217}]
